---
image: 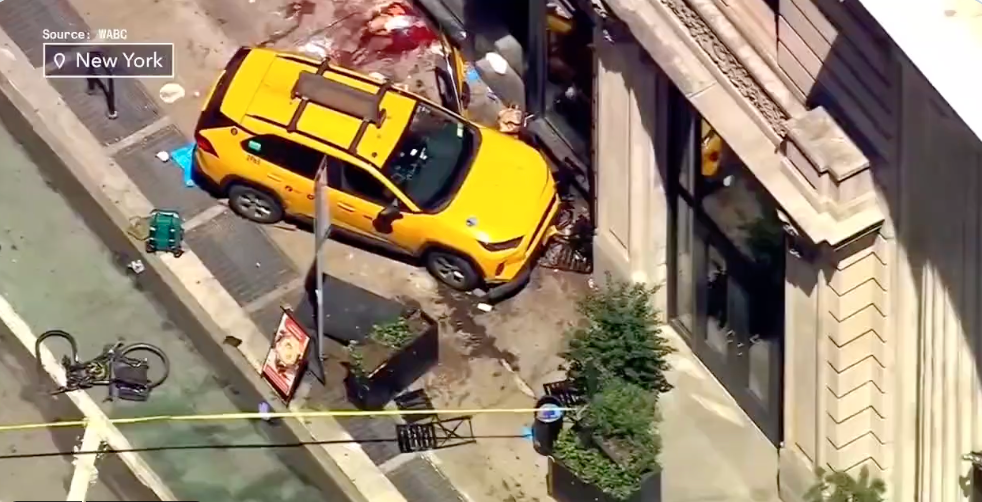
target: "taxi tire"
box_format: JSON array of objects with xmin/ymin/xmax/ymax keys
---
[
  {"xmin": 424, "ymin": 250, "xmax": 480, "ymax": 291},
  {"xmin": 227, "ymin": 184, "xmax": 284, "ymax": 225}
]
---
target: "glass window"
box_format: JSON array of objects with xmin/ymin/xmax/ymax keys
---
[
  {"xmin": 697, "ymin": 120, "xmax": 784, "ymax": 276},
  {"xmin": 331, "ymin": 159, "xmax": 394, "ymax": 207},
  {"xmin": 241, "ymin": 135, "xmax": 322, "ymax": 179},
  {"xmin": 543, "ymin": 0, "xmax": 593, "ymax": 159},
  {"xmin": 381, "ymin": 103, "xmax": 475, "ymax": 211}
]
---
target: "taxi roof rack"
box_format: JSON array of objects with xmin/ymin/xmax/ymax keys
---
[{"xmin": 286, "ymin": 58, "xmax": 390, "ymax": 138}]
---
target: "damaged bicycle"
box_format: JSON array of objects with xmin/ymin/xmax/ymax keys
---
[{"xmin": 35, "ymin": 329, "xmax": 170, "ymax": 402}]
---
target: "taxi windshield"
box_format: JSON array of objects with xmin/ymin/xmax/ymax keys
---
[{"xmin": 380, "ymin": 103, "xmax": 476, "ymax": 211}]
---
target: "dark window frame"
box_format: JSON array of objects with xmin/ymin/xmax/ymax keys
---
[
  {"xmin": 326, "ymin": 158, "xmax": 397, "ymax": 208},
  {"xmin": 241, "ymin": 134, "xmax": 323, "ymax": 179}
]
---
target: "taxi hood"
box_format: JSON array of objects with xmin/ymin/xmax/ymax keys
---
[{"xmin": 443, "ymin": 128, "xmax": 555, "ymax": 243}]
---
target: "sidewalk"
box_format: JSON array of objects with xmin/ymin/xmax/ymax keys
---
[
  {"xmin": 0, "ymin": 1, "xmax": 783, "ymax": 502},
  {"xmin": 0, "ymin": 92, "xmax": 342, "ymax": 502}
]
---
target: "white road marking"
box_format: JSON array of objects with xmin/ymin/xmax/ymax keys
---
[
  {"xmin": 378, "ymin": 453, "xmax": 415, "ymax": 474},
  {"xmin": 0, "ymin": 293, "xmax": 178, "ymax": 501},
  {"xmin": 103, "ymin": 117, "xmax": 173, "ymax": 156},
  {"xmin": 241, "ymin": 277, "xmax": 305, "ymax": 314},
  {"xmin": 67, "ymin": 425, "xmax": 102, "ymax": 502},
  {"xmin": 182, "ymin": 204, "xmax": 228, "ymax": 231}
]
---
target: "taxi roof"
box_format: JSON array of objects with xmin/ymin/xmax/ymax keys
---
[{"xmin": 233, "ymin": 49, "xmax": 417, "ymax": 167}]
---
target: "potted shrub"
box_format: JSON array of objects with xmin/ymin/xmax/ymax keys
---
[
  {"xmin": 344, "ymin": 307, "xmax": 438, "ymax": 409},
  {"xmin": 548, "ymin": 276, "xmax": 673, "ymax": 502},
  {"xmin": 804, "ymin": 465, "xmax": 886, "ymax": 502},
  {"xmin": 549, "ymin": 377, "xmax": 661, "ymax": 502}
]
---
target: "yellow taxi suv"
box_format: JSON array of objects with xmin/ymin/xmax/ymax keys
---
[{"xmin": 193, "ymin": 47, "xmax": 560, "ymax": 294}]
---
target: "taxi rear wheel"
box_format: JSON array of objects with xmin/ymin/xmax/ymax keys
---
[
  {"xmin": 227, "ymin": 184, "xmax": 284, "ymax": 224},
  {"xmin": 425, "ymin": 250, "xmax": 480, "ymax": 291}
]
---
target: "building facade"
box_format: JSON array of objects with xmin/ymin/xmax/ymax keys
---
[
  {"xmin": 419, "ymin": 0, "xmax": 982, "ymax": 500},
  {"xmin": 587, "ymin": 0, "xmax": 982, "ymax": 501}
]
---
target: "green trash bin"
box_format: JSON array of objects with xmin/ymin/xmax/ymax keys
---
[{"xmin": 145, "ymin": 209, "xmax": 185, "ymax": 257}]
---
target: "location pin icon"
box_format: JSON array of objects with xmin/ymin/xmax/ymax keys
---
[{"xmin": 53, "ymin": 53, "xmax": 65, "ymax": 69}]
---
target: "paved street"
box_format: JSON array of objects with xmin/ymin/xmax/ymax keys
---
[
  {"xmin": 0, "ymin": 95, "xmax": 350, "ymax": 502},
  {"xmin": 0, "ymin": 323, "xmax": 160, "ymax": 502}
]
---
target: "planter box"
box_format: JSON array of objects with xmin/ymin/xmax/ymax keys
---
[
  {"xmin": 344, "ymin": 308, "xmax": 439, "ymax": 410},
  {"xmin": 547, "ymin": 456, "xmax": 661, "ymax": 502}
]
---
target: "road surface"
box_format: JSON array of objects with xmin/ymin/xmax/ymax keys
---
[
  {"xmin": 0, "ymin": 322, "xmax": 161, "ymax": 502},
  {"xmin": 0, "ymin": 88, "xmax": 351, "ymax": 502}
]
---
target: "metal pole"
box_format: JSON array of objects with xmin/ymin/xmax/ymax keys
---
[{"xmin": 313, "ymin": 157, "xmax": 331, "ymax": 374}]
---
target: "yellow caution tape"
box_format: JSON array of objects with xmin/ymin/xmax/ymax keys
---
[{"xmin": 0, "ymin": 407, "xmax": 577, "ymax": 433}]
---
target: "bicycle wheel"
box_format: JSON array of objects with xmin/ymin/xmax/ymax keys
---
[
  {"xmin": 120, "ymin": 342, "xmax": 170, "ymax": 389},
  {"xmin": 36, "ymin": 329, "xmax": 79, "ymax": 364}
]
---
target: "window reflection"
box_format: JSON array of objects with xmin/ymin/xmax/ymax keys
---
[
  {"xmin": 544, "ymin": 0, "xmax": 593, "ymax": 158},
  {"xmin": 698, "ymin": 121, "xmax": 784, "ymax": 281},
  {"xmin": 669, "ymin": 112, "xmax": 785, "ymax": 443}
]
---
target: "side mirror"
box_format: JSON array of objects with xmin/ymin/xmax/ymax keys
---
[{"xmin": 378, "ymin": 202, "xmax": 401, "ymax": 221}]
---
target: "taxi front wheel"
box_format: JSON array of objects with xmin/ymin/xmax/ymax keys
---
[
  {"xmin": 228, "ymin": 184, "xmax": 284, "ymax": 224},
  {"xmin": 425, "ymin": 250, "xmax": 480, "ymax": 291}
]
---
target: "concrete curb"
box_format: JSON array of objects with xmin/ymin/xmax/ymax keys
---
[{"xmin": 0, "ymin": 30, "xmax": 405, "ymax": 502}]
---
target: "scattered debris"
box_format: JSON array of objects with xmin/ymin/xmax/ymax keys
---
[
  {"xmin": 539, "ymin": 213, "xmax": 593, "ymax": 274},
  {"xmin": 168, "ymin": 143, "xmax": 197, "ymax": 187},
  {"xmin": 521, "ymin": 426, "xmax": 534, "ymax": 440},
  {"xmin": 484, "ymin": 52, "xmax": 508, "ymax": 75},
  {"xmin": 331, "ymin": 1, "xmax": 437, "ymax": 69},
  {"xmin": 497, "ymin": 105, "xmax": 525, "ymax": 135},
  {"xmin": 126, "ymin": 216, "xmax": 151, "ymax": 241},
  {"xmin": 127, "ymin": 259, "xmax": 145, "ymax": 274},
  {"xmin": 428, "ymin": 42, "xmax": 445, "ymax": 56},
  {"xmin": 465, "ymin": 66, "xmax": 481, "ymax": 83},
  {"xmin": 298, "ymin": 35, "xmax": 333, "ymax": 59},
  {"xmin": 477, "ymin": 303, "xmax": 493, "ymax": 313},
  {"xmin": 155, "ymin": 151, "xmax": 170, "ymax": 162},
  {"xmin": 223, "ymin": 335, "xmax": 243, "ymax": 348},
  {"xmin": 158, "ymin": 82, "xmax": 186, "ymax": 104},
  {"xmin": 258, "ymin": 401, "xmax": 275, "ymax": 422}
]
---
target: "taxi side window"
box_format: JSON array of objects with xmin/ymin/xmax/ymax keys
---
[
  {"xmin": 328, "ymin": 159, "xmax": 394, "ymax": 207},
  {"xmin": 241, "ymin": 135, "xmax": 322, "ymax": 179}
]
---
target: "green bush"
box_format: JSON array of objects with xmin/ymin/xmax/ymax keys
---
[
  {"xmin": 562, "ymin": 275, "xmax": 674, "ymax": 394},
  {"xmin": 553, "ymin": 428, "xmax": 640, "ymax": 501},
  {"xmin": 553, "ymin": 379, "xmax": 659, "ymax": 500},
  {"xmin": 804, "ymin": 466, "xmax": 886, "ymax": 502},
  {"xmin": 346, "ymin": 343, "xmax": 367, "ymax": 378},
  {"xmin": 581, "ymin": 379, "xmax": 660, "ymax": 467},
  {"xmin": 553, "ymin": 277, "xmax": 670, "ymax": 500},
  {"xmin": 370, "ymin": 318, "xmax": 415, "ymax": 349}
]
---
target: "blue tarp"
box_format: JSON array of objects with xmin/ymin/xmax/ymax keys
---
[{"xmin": 169, "ymin": 143, "xmax": 197, "ymax": 187}]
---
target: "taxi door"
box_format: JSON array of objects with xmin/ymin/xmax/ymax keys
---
[
  {"xmin": 325, "ymin": 157, "xmax": 428, "ymax": 255},
  {"xmin": 240, "ymin": 134, "xmax": 319, "ymax": 218},
  {"xmin": 433, "ymin": 33, "xmax": 470, "ymax": 118}
]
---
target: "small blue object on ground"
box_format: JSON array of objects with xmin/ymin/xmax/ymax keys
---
[
  {"xmin": 169, "ymin": 143, "xmax": 197, "ymax": 188},
  {"xmin": 521, "ymin": 426, "xmax": 533, "ymax": 441},
  {"xmin": 465, "ymin": 67, "xmax": 481, "ymax": 83},
  {"xmin": 259, "ymin": 401, "xmax": 273, "ymax": 422}
]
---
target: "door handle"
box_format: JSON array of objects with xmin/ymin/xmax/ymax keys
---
[
  {"xmin": 338, "ymin": 203, "xmax": 355, "ymax": 212},
  {"xmin": 267, "ymin": 174, "xmax": 283, "ymax": 182}
]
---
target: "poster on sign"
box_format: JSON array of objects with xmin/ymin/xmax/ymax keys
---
[{"xmin": 261, "ymin": 308, "xmax": 311, "ymax": 403}]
